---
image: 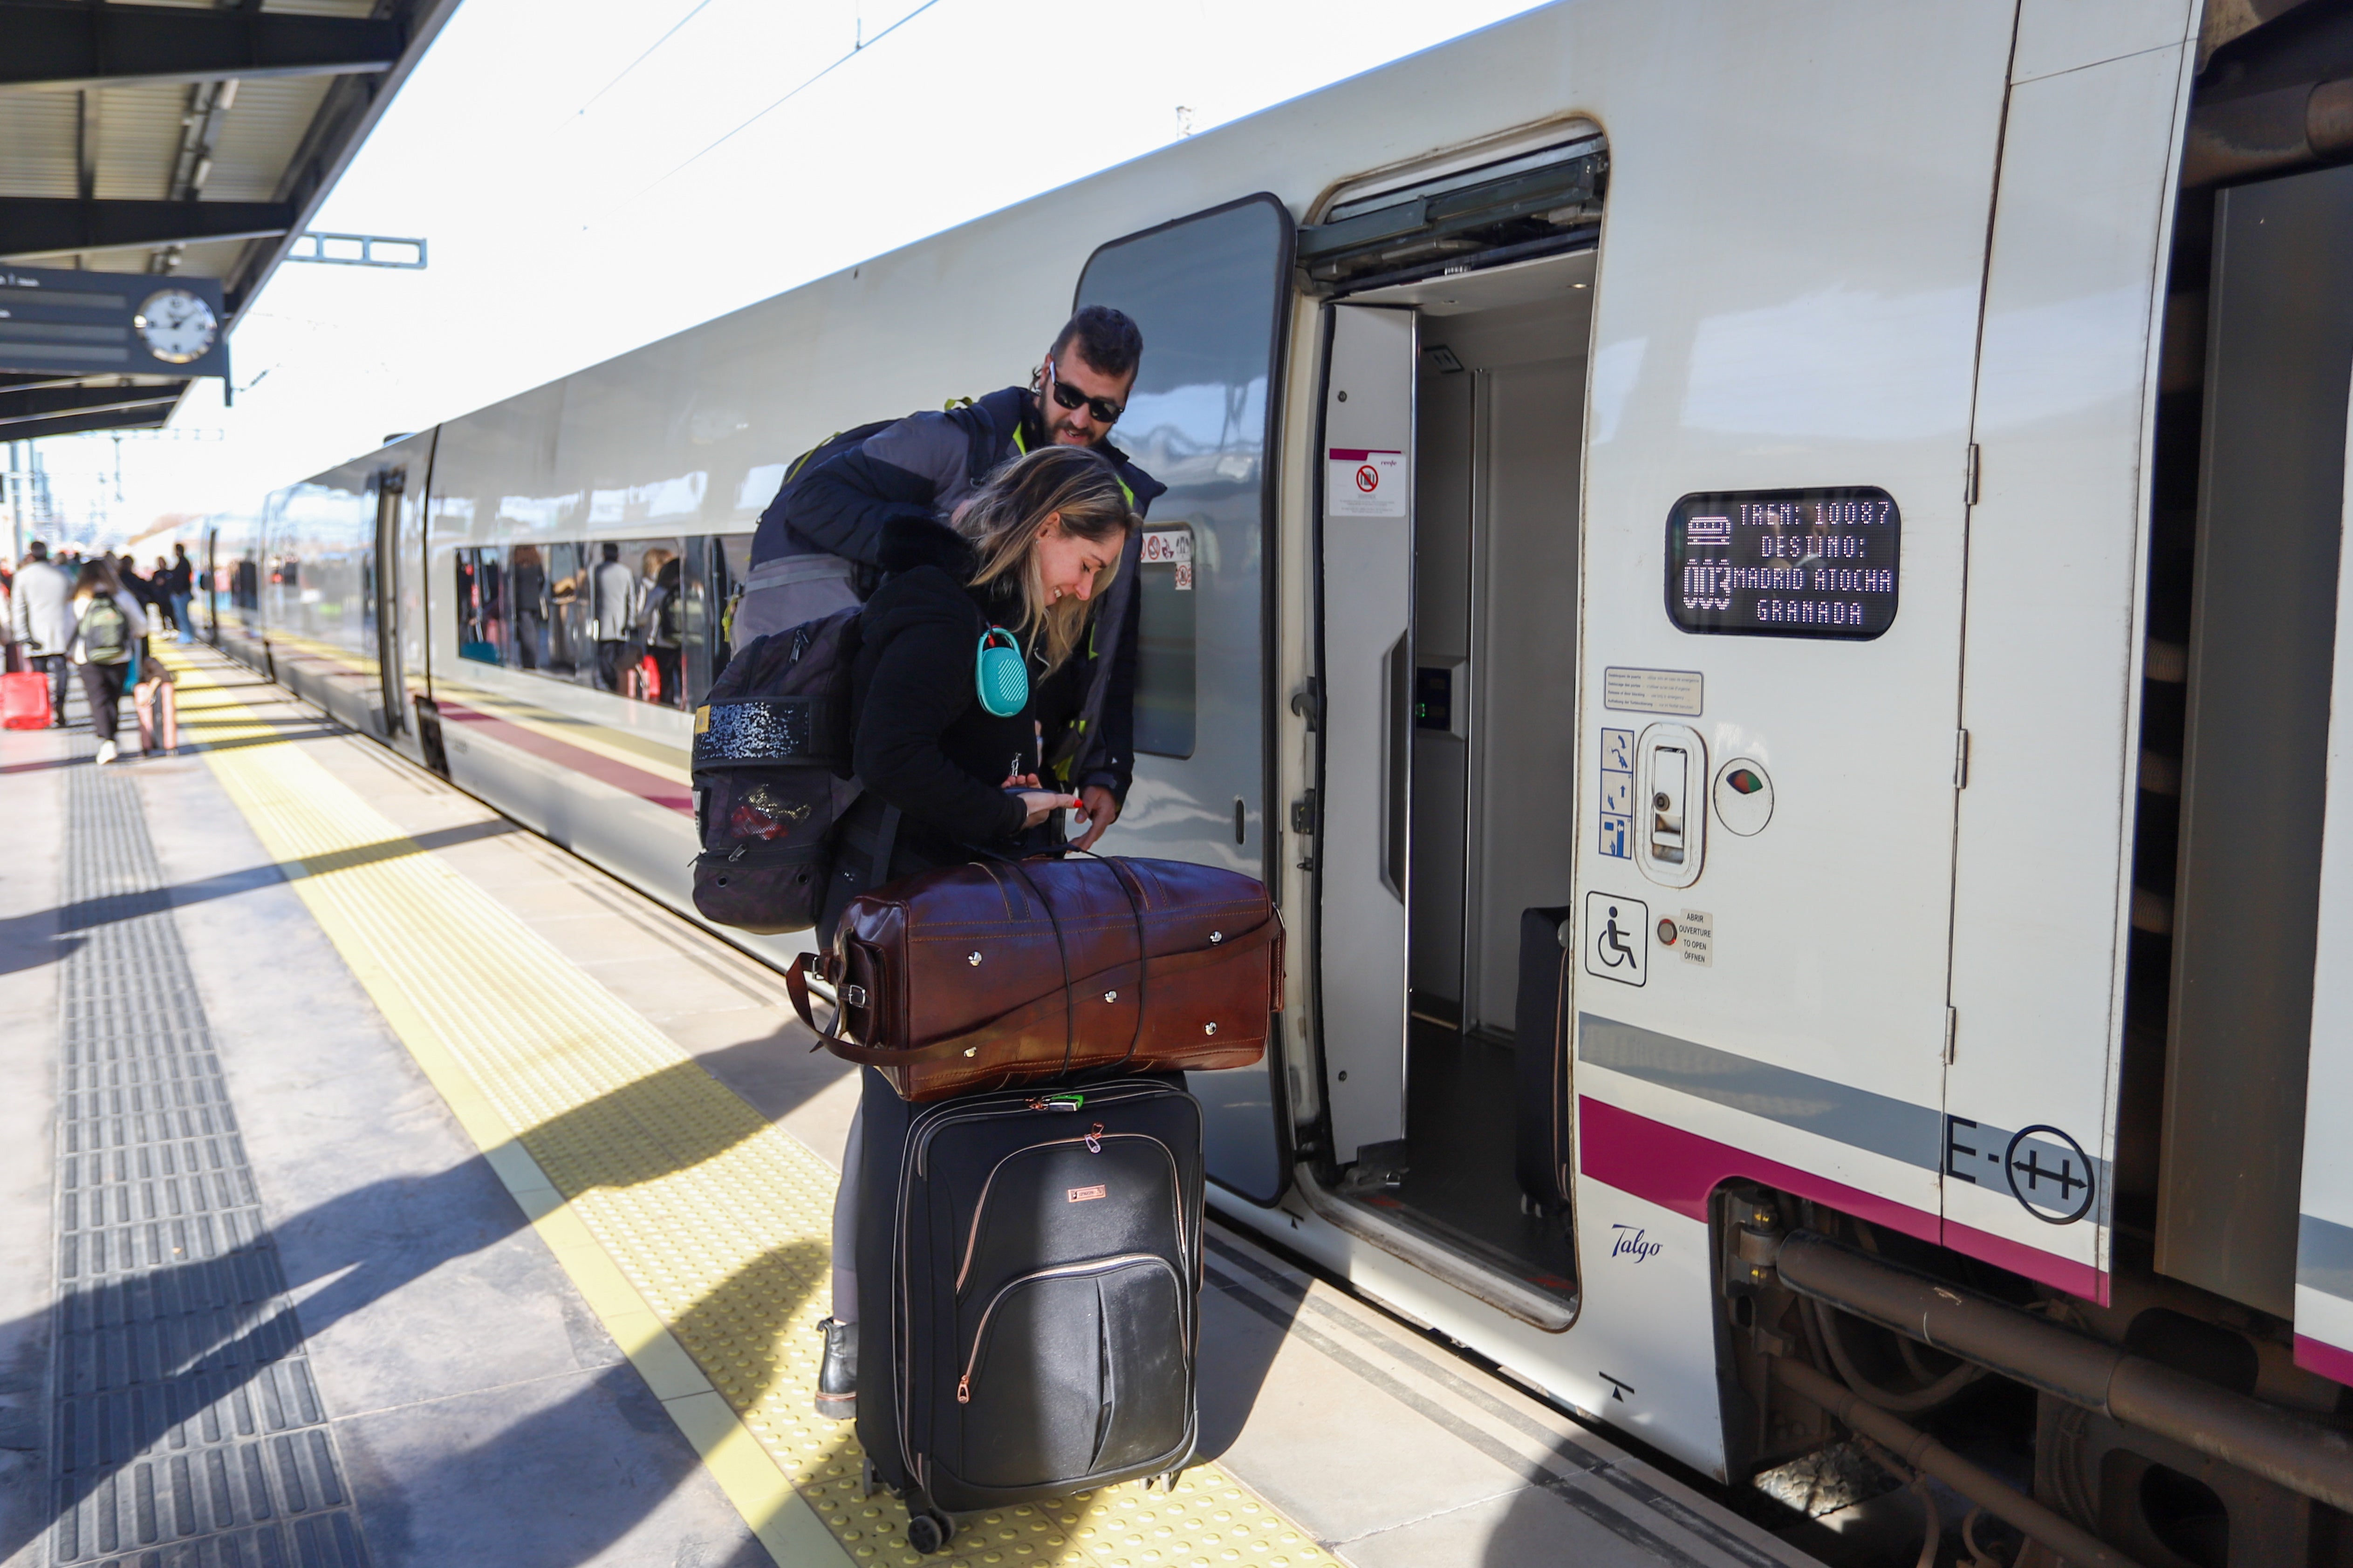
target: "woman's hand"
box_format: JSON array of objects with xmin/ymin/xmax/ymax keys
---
[{"xmin": 1014, "ymin": 790, "xmax": 1081, "ymax": 829}]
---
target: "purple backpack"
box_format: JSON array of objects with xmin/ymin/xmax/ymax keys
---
[{"xmin": 690, "ymin": 608, "xmax": 863, "ymax": 933}]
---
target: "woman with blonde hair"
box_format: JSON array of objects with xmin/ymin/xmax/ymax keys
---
[{"xmin": 811, "ymin": 442, "xmax": 1137, "ymax": 1419}]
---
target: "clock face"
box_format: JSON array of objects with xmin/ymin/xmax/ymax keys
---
[{"xmin": 135, "ymin": 288, "xmax": 219, "ymax": 364}]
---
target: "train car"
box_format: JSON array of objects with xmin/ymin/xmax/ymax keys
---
[{"xmin": 206, "ymin": 0, "xmax": 2353, "ymax": 1558}]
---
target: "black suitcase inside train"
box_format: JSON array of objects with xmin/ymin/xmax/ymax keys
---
[
  {"xmin": 1512, "ymin": 905, "xmax": 1575, "ymax": 1215},
  {"xmin": 854, "ymin": 1067, "xmax": 1204, "ymax": 1553}
]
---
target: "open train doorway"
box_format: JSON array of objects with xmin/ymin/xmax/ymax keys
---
[{"xmin": 1314, "ymin": 232, "xmax": 1597, "ymax": 1312}]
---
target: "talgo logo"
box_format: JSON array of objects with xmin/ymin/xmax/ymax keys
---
[
  {"xmin": 1066, "ymin": 1185, "xmax": 1107, "ymax": 1203},
  {"xmin": 1608, "ymin": 1224, "xmax": 1662, "ymax": 1263}
]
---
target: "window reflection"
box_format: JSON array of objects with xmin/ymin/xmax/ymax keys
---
[
  {"xmin": 455, "ymin": 547, "xmax": 503, "ymax": 665},
  {"xmin": 455, "ymin": 532, "xmax": 747, "ymax": 711},
  {"xmin": 509, "ymin": 544, "xmax": 551, "ymax": 671}
]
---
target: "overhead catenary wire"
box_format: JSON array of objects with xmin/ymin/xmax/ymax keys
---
[
  {"xmin": 646, "ymin": 0, "xmax": 948, "ymax": 191},
  {"xmin": 570, "ymin": 0, "xmax": 718, "ymax": 120}
]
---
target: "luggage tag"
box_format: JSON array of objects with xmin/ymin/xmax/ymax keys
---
[{"xmin": 975, "ymin": 627, "xmax": 1028, "ymax": 716}]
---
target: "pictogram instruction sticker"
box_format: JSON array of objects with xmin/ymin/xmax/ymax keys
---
[
  {"xmin": 1583, "ymin": 890, "xmax": 1648, "ymax": 986},
  {"xmin": 1598, "ymin": 727, "xmax": 1635, "ymax": 859},
  {"xmin": 1328, "ymin": 448, "xmax": 1405, "ymax": 518}
]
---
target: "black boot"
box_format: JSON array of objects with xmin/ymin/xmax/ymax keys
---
[{"xmin": 816, "ymin": 1316, "xmax": 857, "ymax": 1420}]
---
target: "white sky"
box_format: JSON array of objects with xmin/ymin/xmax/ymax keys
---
[{"xmin": 19, "ymin": 0, "xmax": 1541, "ymax": 552}]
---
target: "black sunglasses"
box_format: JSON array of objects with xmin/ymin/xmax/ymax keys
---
[{"xmin": 1046, "ymin": 357, "xmax": 1123, "ymax": 424}]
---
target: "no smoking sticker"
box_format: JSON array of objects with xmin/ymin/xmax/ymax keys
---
[{"xmin": 1328, "ymin": 448, "xmax": 1405, "ymax": 518}]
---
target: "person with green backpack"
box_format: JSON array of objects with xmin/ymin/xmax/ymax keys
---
[{"xmin": 68, "ymin": 557, "xmax": 150, "ymax": 765}]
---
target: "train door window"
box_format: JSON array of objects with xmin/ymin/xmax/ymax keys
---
[
  {"xmin": 1073, "ymin": 193, "xmax": 1294, "ymax": 1200},
  {"xmin": 454, "ymin": 546, "xmax": 503, "ymax": 665},
  {"xmin": 1134, "ymin": 523, "xmax": 1197, "ymax": 757},
  {"xmin": 681, "ymin": 533, "xmax": 752, "ymax": 701}
]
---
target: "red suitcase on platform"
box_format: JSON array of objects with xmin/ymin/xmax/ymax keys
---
[
  {"xmin": 135, "ymin": 677, "xmax": 177, "ymax": 753},
  {"xmin": 2, "ymin": 669, "xmax": 48, "ymax": 730}
]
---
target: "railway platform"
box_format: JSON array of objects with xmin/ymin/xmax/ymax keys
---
[{"xmin": 0, "ymin": 645, "xmax": 1819, "ymax": 1568}]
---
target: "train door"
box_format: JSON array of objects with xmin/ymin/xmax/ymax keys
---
[
  {"xmin": 1072, "ymin": 194, "xmax": 1295, "ymax": 1200},
  {"xmin": 372, "ymin": 467, "xmax": 405, "ymax": 734},
  {"xmin": 1316, "ymin": 303, "xmax": 1416, "ymax": 1172},
  {"xmin": 1314, "ymin": 250, "xmax": 1597, "ymax": 1306}
]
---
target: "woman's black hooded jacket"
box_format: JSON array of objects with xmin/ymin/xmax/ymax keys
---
[{"xmin": 849, "ymin": 515, "xmax": 1041, "ymax": 861}]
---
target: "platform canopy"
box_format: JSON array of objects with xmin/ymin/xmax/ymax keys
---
[{"xmin": 0, "ymin": 0, "xmax": 462, "ymax": 443}]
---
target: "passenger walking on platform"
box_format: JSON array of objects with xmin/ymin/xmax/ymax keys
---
[
  {"xmin": 746, "ymin": 306, "xmax": 1164, "ymax": 852},
  {"xmin": 8, "ymin": 541, "xmax": 75, "ymax": 727},
  {"xmin": 590, "ymin": 542, "xmax": 636, "ymax": 692},
  {"xmin": 150, "ymin": 558, "xmax": 176, "ymax": 634},
  {"xmin": 811, "ymin": 444, "xmax": 1135, "ymax": 1419},
  {"xmin": 166, "ymin": 541, "xmax": 196, "ymax": 643},
  {"xmin": 67, "ymin": 557, "xmax": 148, "ymax": 764}
]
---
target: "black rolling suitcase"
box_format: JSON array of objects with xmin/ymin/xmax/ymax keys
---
[
  {"xmin": 854, "ymin": 1067, "xmax": 1203, "ymax": 1554},
  {"xmin": 1512, "ymin": 905, "xmax": 1575, "ymax": 1215}
]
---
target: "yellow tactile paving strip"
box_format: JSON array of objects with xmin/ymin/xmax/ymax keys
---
[{"xmin": 159, "ymin": 648, "xmax": 1338, "ymax": 1568}]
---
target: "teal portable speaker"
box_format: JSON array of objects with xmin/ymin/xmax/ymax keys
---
[{"xmin": 975, "ymin": 627, "xmax": 1028, "ymax": 717}]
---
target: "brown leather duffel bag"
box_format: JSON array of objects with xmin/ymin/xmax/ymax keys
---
[{"xmin": 787, "ymin": 852, "xmax": 1283, "ymax": 1102}]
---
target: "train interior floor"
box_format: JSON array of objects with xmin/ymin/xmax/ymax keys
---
[
  {"xmin": 1368, "ymin": 1022, "xmax": 1578, "ymax": 1298},
  {"xmin": 0, "ymin": 645, "xmax": 1816, "ymax": 1568}
]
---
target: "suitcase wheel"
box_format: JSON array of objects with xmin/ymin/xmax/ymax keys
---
[
  {"xmin": 905, "ymin": 1510, "xmax": 956, "ymax": 1554},
  {"xmin": 860, "ymin": 1455, "xmax": 876, "ymax": 1499}
]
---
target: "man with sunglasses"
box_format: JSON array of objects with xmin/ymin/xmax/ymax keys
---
[{"xmin": 746, "ymin": 304, "xmax": 1163, "ymax": 851}]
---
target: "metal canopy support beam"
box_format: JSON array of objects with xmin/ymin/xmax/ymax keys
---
[
  {"xmin": 0, "ymin": 382, "xmax": 185, "ymax": 429},
  {"xmin": 0, "ymin": 400, "xmax": 184, "ymax": 442},
  {"xmin": 220, "ymin": 0, "xmax": 462, "ymax": 317},
  {"xmin": 0, "ymin": 197, "xmax": 295, "ymax": 260},
  {"xmin": 0, "ymin": 3, "xmax": 403, "ymax": 93}
]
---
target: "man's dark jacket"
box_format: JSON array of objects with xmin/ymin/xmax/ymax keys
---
[{"xmin": 758, "ymin": 385, "xmax": 1166, "ymax": 805}]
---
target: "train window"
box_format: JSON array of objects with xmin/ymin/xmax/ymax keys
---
[
  {"xmin": 1133, "ymin": 524, "xmax": 1197, "ymax": 757},
  {"xmin": 544, "ymin": 542, "xmax": 594, "ymax": 683},
  {"xmin": 454, "ymin": 547, "xmax": 504, "ymax": 664},
  {"xmin": 1664, "ymin": 487, "xmax": 1900, "ymax": 640},
  {"xmin": 506, "ymin": 544, "xmax": 554, "ymax": 674},
  {"xmin": 582, "ymin": 538, "xmax": 688, "ymax": 707}
]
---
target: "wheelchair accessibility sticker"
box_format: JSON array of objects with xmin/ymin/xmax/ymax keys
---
[{"xmin": 1583, "ymin": 891, "xmax": 1649, "ymax": 987}]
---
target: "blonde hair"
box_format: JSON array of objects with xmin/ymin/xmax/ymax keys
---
[{"xmin": 954, "ymin": 446, "xmax": 1136, "ymax": 674}]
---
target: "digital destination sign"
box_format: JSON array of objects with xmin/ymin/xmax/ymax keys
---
[{"xmin": 1665, "ymin": 486, "xmax": 1899, "ymax": 640}]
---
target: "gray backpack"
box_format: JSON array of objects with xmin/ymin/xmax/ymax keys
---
[{"xmin": 77, "ymin": 597, "xmax": 130, "ymax": 666}]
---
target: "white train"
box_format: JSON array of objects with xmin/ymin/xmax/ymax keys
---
[{"xmin": 207, "ymin": 2, "xmax": 2353, "ymax": 1559}]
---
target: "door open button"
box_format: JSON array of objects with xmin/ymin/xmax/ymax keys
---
[{"xmin": 1635, "ymin": 723, "xmax": 1705, "ymax": 890}]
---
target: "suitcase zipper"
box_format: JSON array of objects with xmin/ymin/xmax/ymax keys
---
[
  {"xmin": 912, "ymin": 1080, "xmax": 1175, "ymax": 1178},
  {"xmin": 953, "ymin": 1131, "xmax": 1183, "ymax": 1291},
  {"xmin": 955, "ymin": 1253, "xmax": 1183, "ymax": 1405}
]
